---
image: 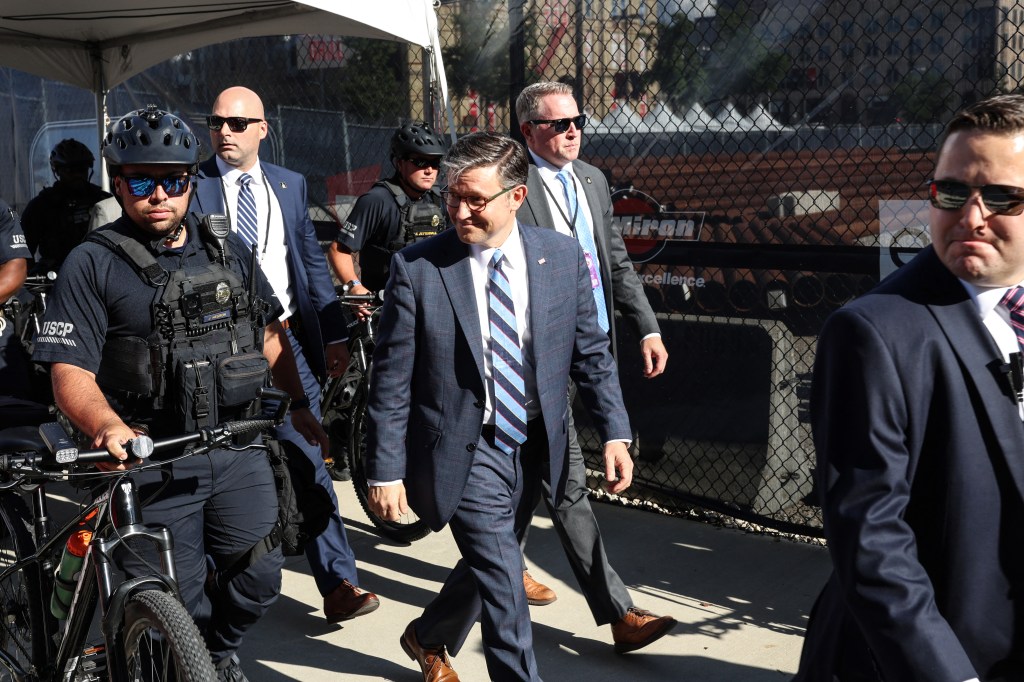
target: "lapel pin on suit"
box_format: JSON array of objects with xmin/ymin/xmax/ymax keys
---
[
  {"xmin": 538, "ymin": 258, "xmax": 547, "ymax": 265},
  {"xmin": 279, "ymin": 181, "xmax": 287, "ymax": 189},
  {"xmin": 585, "ymin": 177, "xmax": 592, "ymax": 184}
]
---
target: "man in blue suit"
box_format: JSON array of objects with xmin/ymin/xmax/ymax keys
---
[
  {"xmin": 794, "ymin": 94, "xmax": 1024, "ymax": 681},
  {"xmin": 366, "ymin": 132, "xmax": 634, "ymax": 682},
  {"xmin": 192, "ymin": 86, "xmax": 379, "ymax": 625}
]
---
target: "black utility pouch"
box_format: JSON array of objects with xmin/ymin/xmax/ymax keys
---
[
  {"xmin": 175, "ymin": 357, "xmax": 216, "ymax": 432},
  {"xmin": 217, "ymin": 351, "xmax": 270, "ymax": 416}
]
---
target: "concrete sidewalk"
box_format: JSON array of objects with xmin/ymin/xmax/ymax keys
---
[{"xmin": 241, "ymin": 479, "xmax": 832, "ymax": 681}]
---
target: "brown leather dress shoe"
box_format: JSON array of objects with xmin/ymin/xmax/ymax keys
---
[
  {"xmin": 523, "ymin": 570, "xmax": 557, "ymax": 606},
  {"xmin": 324, "ymin": 579, "xmax": 380, "ymax": 623},
  {"xmin": 400, "ymin": 621, "xmax": 460, "ymax": 682},
  {"xmin": 611, "ymin": 607, "xmax": 677, "ymax": 654}
]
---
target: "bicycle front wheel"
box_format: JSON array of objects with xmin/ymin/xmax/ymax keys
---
[
  {"xmin": 121, "ymin": 590, "xmax": 216, "ymax": 682},
  {"xmin": 0, "ymin": 492, "xmax": 49, "ymax": 682},
  {"xmin": 348, "ymin": 388, "xmax": 431, "ymax": 544}
]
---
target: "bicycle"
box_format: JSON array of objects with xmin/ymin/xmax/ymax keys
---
[
  {"xmin": 0, "ymin": 391, "xmax": 289, "ymax": 682},
  {"xmin": 320, "ymin": 292, "xmax": 430, "ymax": 544}
]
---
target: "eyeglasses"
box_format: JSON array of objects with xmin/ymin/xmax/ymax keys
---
[
  {"xmin": 121, "ymin": 174, "xmax": 192, "ymax": 198},
  {"xmin": 406, "ymin": 157, "xmax": 441, "ymax": 170},
  {"xmin": 527, "ymin": 114, "xmax": 587, "ymax": 133},
  {"xmin": 205, "ymin": 115, "xmax": 263, "ymax": 133},
  {"xmin": 441, "ymin": 186, "xmax": 516, "ymax": 212},
  {"xmin": 927, "ymin": 179, "xmax": 1024, "ymax": 216}
]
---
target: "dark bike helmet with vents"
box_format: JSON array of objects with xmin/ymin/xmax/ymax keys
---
[
  {"xmin": 390, "ymin": 121, "xmax": 446, "ymax": 160},
  {"xmin": 49, "ymin": 138, "xmax": 94, "ymax": 174},
  {"xmin": 102, "ymin": 105, "xmax": 201, "ymax": 174}
]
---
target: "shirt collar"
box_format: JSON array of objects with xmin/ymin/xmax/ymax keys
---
[
  {"xmin": 960, "ymin": 279, "xmax": 1024, "ymax": 317},
  {"xmin": 216, "ymin": 156, "xmax": 263, "ymax": 186},
  {"xmin": 528, "ymin": 149, "xmax": 572, "ymax": 178},
  {"xmin": 469, "ymin": 222, "xmax": 525, "ymax": 270}
]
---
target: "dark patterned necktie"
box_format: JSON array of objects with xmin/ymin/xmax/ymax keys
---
[
  {"xmin": 488, "ymin": 249, "xmax": 527, "ymax": 454},
  {"xmin": 1001, "ymin": 286, "xmax": 1024, "ymax": 351},
  {"xmin": 236, "ymin": 172, "xmax": 259, "ymax": 249}
]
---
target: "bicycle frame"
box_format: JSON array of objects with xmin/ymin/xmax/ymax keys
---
[{"xmin": 0, "ymin": 475, "xmax": 179, "ymax": 682}]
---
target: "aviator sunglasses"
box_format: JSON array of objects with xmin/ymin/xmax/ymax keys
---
[
  {"xmin": 527, "ymin": 114, "xmax": 587, "ymax": 133},
  {"xmin": 121, "ymin": 174, "xmax": 192, "ymax": 198},
  {"xmin": 927, "ymin": 179, "xmax": 1024, "ymax": 216},
  {"xmin": 205, "ymin": 115, "xmax": 264, "ymax": 133}
]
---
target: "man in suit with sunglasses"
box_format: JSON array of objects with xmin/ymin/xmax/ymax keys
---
[
  {"xmin": 510, "ymin": 81, "xmax": 675, "ymax": 654},
  {"xmin": 794, "ymin": 94, "xmax": 1024, "ymax": 682},
  {"xmin": 193, "ymin": 86, "xmax": 380, "ymax": 626}
]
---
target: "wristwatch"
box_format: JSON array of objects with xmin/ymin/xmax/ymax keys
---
[
  {"xmin": 290, "ymin": 394, "xmax": 311, "ymax": 411},
  {"xmin": 344, "ymin": 279, "xmax": 362, "ymax": 291}
]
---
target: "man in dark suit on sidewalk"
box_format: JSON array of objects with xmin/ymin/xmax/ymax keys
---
[
  {"xmin": 794, "ymin": 94, "xmax": 1024, "ymax": 682},
  {"xmin": 365, "ymin": 132, "xmax": 635, "ymax": 681},
  {"xmin": 193, "ymin": 86, "xmax": 379, "ymax": 625},
  {"xmin": 512, "ymin": 80, "xmax": 675, "ymax": 653}
]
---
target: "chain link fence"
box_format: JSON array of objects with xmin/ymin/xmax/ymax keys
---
[{"xmin": 1, "ymin": 0, "xmax": 1016, "ymax": 536}]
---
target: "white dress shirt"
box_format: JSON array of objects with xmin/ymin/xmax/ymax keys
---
[
  {"xmin": 468, "ymin": 222, "xmax": 539, "ymax": 423},
  {"xmin": 215, "ymin": 156, "xmax": 295, "ymax": 319},
  {"xmin": 960, "ymin": 278, "xmax": 1023, "ymax": 422}
]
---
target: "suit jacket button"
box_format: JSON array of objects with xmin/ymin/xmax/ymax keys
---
[{"xmin": 466, "ymin": 443, "xmax": 476, "ymax": 452}]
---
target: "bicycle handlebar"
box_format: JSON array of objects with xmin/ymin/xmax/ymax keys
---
[
  {"xmin": 0, "ymin": 387, "xmax": 291, "ymax": 473},
  {"xmin": 339, "ymin": 292, "xmax": 382, "ymax": 305}
]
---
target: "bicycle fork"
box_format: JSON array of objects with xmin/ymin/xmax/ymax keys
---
[{"xmin": 56, "ymin": 478, "xmax": 180, "ymax": 682}]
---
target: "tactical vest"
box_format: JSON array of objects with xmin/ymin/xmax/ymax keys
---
[
  {"xmin": 359, "ymin": 180, "xmax": 444, "ymax": 290},
  {"xmin": 88, "ymin": 216, "xmax": 270, "ymax": 432}
]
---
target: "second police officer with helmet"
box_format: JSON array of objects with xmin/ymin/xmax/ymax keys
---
[
  {"xmin": 32, "ymin": 106, "xmax": 326, "ymax": 682},
  {"xmin": 328, "ymin": 121, "xmax": 446, "ymax": 300},
  {"xmin": 21, "ymin": 138, "xmax": 112, "ymax": 272}
]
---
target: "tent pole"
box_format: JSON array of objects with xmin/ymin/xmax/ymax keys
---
[{"xmin": 91, "ymin": 44, "xmax": 110, "ymax": 192}]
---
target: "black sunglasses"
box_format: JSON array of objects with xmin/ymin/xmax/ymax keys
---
[
  {"xmin": 927, "ymin": 179, "xmax": 1024, "ymax": 216},
  {"xmin": 206, "ymin": 115, "xmax": 263, "ymax": 133},
  {"xmin": 527, "ymin": 114, "xmax": 587, "ymax": 133},
  {"xmin": 406, "ymin": 157, "xmax": 441, "ymax": 170},
  {"xmin": 121, "ymin": 174, "xmax": 192, "ymax": 198}
]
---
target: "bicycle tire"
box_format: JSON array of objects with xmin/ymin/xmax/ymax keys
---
[
  {"xmin": 121, "ymin": 590, "xmax": 216, "ymax": 682},
  {"xmin": 0, "ymin": 492, "xmax": 50, "ymax": 682},
  {"xmin": 347, "ymin": 388, "xmax": 431, "ymax": 544}
]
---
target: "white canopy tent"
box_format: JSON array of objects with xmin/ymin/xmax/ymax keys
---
[{"xmin": 0, "ymin": 0, "xmax": 452, "ymax": 148}]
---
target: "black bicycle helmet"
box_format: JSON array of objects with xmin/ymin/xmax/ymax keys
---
[
  {"xmin": 390, "ymin": 121, "xmax": 446, "ymax": 160},
  {"xmin": 102, "ymin": 105, "xmax": 201, "ymax": 173},
  {"xmin": 49, "ymin": 138, "xmax": 94, "ymax": 173}
]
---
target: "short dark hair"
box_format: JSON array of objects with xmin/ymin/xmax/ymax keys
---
[
  {"xmin": 938, "ymin": 94, "xmax": 1024, "ymax": 162},
  {"xmin": 515, "ymin": 81, "xmax": 574, "ymax": 124},
  {"xmin": 442, "ymin": 132, "xmax": 527, "ymax": 188}
]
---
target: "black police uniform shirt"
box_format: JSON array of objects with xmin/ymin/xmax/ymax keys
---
[
  {"xmin": 0, "ymin": 199, "xmax": 32, "ymax": 396},
  {"xmin": 33, "ymin": 215, "xmax": 282, "ymax": 432},
  {"xmin": 21, "ymin": 181, "xmax": 112, "ymax": 271},
  {"xmin": 335, "ymin": 179, "xmax": 441, "ymax": 279}
]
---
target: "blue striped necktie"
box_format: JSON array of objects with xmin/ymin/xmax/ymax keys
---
[
  {"xmin": 488, "ymin": 249, "xmax": 528, "ymax": 454},
  {"xmin": 236, "ymin": 172, "xmax": 259, "ymax": 249},
  {"xmin": 1002, "ymin": 286, "xmax": 1024, "ymax": 350},
  {"xmin": 556, "ymin": 170, "xmax": 609, "ymax": 332}
]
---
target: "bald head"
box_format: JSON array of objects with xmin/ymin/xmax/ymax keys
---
[{"xmin": 209, "ymin": 86, "xmax": 268, "ymax": 171}]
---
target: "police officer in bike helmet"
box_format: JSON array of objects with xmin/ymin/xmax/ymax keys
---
[
  {"xmin": 328, "ymin": 121, "xmax": 446, "ymax": 302},
  {"xmin": 20, "ymin": 138, "xmax": 112, "ymax": 272},
  {"xmin": 33, "ymin": 105, "xmax": 327, "ymax": 682}
]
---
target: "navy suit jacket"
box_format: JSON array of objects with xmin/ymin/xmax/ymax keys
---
[
  {"xmin": 519, "ymin": 159, "xmax": 660, "ymax": 353},
  {"xmin": 364, "ymin": 224, "xmax": 632, "ymax": 531},
  {"xmin": 795, "ymin": 246, "xmax": 1024, "ymax": 682},
  {"xmin": 193, "ymin": 158, "xmax": 345, "ymax": 381}
]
